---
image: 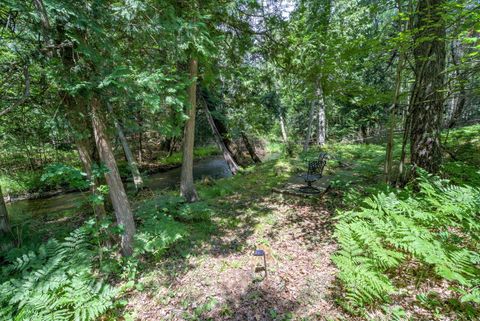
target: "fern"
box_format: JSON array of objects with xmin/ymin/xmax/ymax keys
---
[
  {"xmin": 333, "ymin": 169, "xmax": 480, "ymax": 317},
  {"xmin": 0, "ymin": 227, "xmax": 117, "ymax": 321}
]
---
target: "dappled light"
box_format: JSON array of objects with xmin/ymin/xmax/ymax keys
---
[{"xmin": 1, "ymin": 0, "xmax": 479, "ymax": 320}]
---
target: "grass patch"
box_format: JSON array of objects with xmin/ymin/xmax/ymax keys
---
[{"xmin": 160, "ymin": 146, "xmax": 219, "ymax": 166}]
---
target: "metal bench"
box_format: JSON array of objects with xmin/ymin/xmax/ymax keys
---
[{"xmin": 299, "ymin": 152, "xmax": 328, "ymax": 194}]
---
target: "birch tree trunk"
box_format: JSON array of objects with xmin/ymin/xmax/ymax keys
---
[
  {"xmin": 279, "ymin": 114, "xmax": 288, "ymax": 143},
  {"xmin": 0, "ymin": 185, "xmax": 11, "ymax": 234},
  {"xmin": 180, "ymin": 58, "xmax": 199, "ymax": 202},
  {"xmin": 408, "ymin": 0, "xmax": 446, "ymax": 174},
  {"xmin": 316, "ymin": 81, "xmax": 326, "ymax": 146},
  {"xmin": 107, "ymin": 104, "xmax": 144, "ymax": 191},
  {"xmin": 91, "ymin": 97, "xmax": 136, "ymax": 256},
  {"xmin": 447, "ymin": 40, "xmax": 466, "ymax": 128},
  {"xmin": 203, "ymin": 102, "xmax": 240, "ymax": 175},
  {"xmin": 303, "ymin": 101, "xmax": 315, "ymax": 152}
]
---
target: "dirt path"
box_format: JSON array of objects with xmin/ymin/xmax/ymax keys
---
[{"xmin": 128, "ymin": 190, "xmax": 344, "ymax": 320}]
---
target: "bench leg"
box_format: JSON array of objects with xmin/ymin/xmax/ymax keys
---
[{"xmin": 299, "ymin": 180, "xmax": 320, "ymax": 194}]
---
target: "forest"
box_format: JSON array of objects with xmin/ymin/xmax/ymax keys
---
[{"xmin": 0, "ymin": 0, "xmax": 479, "ymax": 320}]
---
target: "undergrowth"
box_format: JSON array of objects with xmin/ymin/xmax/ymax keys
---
[
  {"xmin": 0, "ymin": 226, "xmax": 118, "ymax": 321},
  {"xmin": 333, "ymin": 169, "xmax": 480, "ymax": 319},
  {"xmin": 0, "ymin": 193, "xmax": 205, "ymax": 320}
]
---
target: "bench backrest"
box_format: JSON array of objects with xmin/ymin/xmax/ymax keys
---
[{"xmin": 307, "ymin": 152, "xmax": 328, "ymax": 176}]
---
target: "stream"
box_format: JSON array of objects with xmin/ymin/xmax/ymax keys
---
[{"xmin": 6, "ymin": 156, "xmax": 232, "ymax": 220}]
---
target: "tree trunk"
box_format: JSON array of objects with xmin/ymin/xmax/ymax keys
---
[
  {"xmin": 316, "ymin": 81, "xmax": 326, "ymax": 146},
  {"xmin": 136, "ymin": 112, "xmax": 143, "ymax": 164},
  {"xmin": 204, "ymin": 102, "xmax": 240, "ymax": 175},
  {"xmin": 65, "ymin": 96, "xmax": 107, "ymax": 218},
  {"xmin": 385, "ymin": 0, "xmax": 407, "ymax": 184},
  {"xmin": 241, "ymin": 132, "xmax": 261, "ymax": 163},
  {"xmin": 0, "ymin": 185, "xmax": 11, "ymax": 235},
  {"xmin": 303, "ymin": 101, "xmax": 315, "ymax": 152},
  {"xmin": 76, "ymin": 137, "xmax": 107, "ymax": 218},
  {"xmin": 180, "ymin": 58, "xmax": 199, "ymax": 203},
  {"xmin": 279, "ymin": 113, "xmax": 288, "ymax": 143},
  {"xmin": 200, "ymin": 87, "xmax": 241, "ymax": 164},
  {"xmin": 211, "ymin": 116, "xmax": 240, "ymax": 165},
  {"xmin": 168, "ymin": 137, "xmax": 176, "ymax": 157},
  {"xmin": 447, "ymin": 40, "xmax": 466, "ymax": 128},
  {"xmin": 384, "ymin": 52, "xmax": 405, "ymax": 183},
  {"xmin": 408, "ymin": 0, "xmax": 446, "ymax": 173},
  {"xmin": 107, "ymin": 104, "xmax": 144, "ymax": 191},
  {"xmin": 91, "ymin": 97, "xmax": 136, "ymax": 256},
  {"xmin": 360, "ymin": 125, "xmax": 368, "ymax": 143}
]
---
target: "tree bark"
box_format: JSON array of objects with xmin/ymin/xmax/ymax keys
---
[
  {"xmin": 65, "ymin": 96, "xmax": 107, "ymax": 218},
  {"xmin": 203, "ymin": 101, "xmax": 240, "ymax": 175},
  {"xmin": 168, "ymin": 137, "xmax": 177, "ymax": 157},
  {"xmin": 32, "ymin": 0, "xmax": 51, "ymax": 35},
  {"xmin": 303, "ymin": 100, "xmax": 315, "ymax": 152},
  {"xmin": 279, "ymin": 113, "xmax": 288, "ymax": 143},
  {"xmin": 107, "ymin": 104, "xmax": 144, "ymax": 191},
  {"xmin": 408, "ymin": 0, "xmax": 446, "ymax": 173},
  {"xmin": 316, "ymin": 80, "xmax": 326, "ymax": 146},
  {"xmin": 180, "ymin": 58, "xmax": 199, "ymax": 203},
  {"xmin": 0, "ymin": 185, "xmax": 11, "ymax": 235},
  {"xmin": 447, "ymin": 40, "xmax": 466, "ymax": 128},
  {"xmin": 200, "ymin": 88, "xmax": 241, "ymax": 164},
  {"xmin": 91, "ymin": 97, "xmax": 136, "ymax": 256},
  {"xmin": 384, "ymin": 52, "xmax": 405, "ymax": 183},
  {"xmin": 75, "ymin": 137, "xmax": 107, "ymax": 218},
  {"xmin": 136, "ymin": 112, "xmax": 143, "ymax": 164},
  {"xmin": 241, "ymin": 132, "xmax": 261, "ymax": 163},
  {"xmin": 385, "ymin": 0, "xmax": 407, "ymax": 184}
]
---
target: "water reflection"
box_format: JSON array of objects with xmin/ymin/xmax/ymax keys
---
[{"xmin": 6, "ymin": 156, "xmax": 232, "ymax": 220}]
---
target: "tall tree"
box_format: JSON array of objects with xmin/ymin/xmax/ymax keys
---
[
  {"xmin": 316, "ymin": 79, "xmax": 326, "ymax": 146},
  {"xmin": 107, "ymin": 104, "xmax": 144, "ymax": 191},
  {"xmin": 303, "ymin": 100, "xmax": 316, "ymax": 152},
  {"xmin": 180, "ymin": 58, "xmax": 200, "ymax": 202},
  {"xmin": 385, "ymin": 0, "xmax": 407, "ymax": 184},
  {"xmin": 203, "ymin": 101, "xmax": 240, "ymax": 175},
  {"xmin": 407, "ymin": 0, "xmax": 446, "ymax": 173},
  {"xmin": 91, "ymin": 97, "xmax": 136, "ymax": 256}
]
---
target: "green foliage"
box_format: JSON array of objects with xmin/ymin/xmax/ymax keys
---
[
  {"xmin": 0, "ymin": 172, "xmax": 47, "ymax": 195},
  {"xmin": 41, "ymin": 164, "xmax": 89, "ymax": 190},
  {"xmin": 161, "ymin": 146, "xmax": 219, "ymax": 166},
  {"xmin": 134, "ymin": 196, "xmax": 195, "ymax": 259},
  {"xmin": 333, "ymin": 169, "xmax": 480, "ymax": 318},
  {"xmin": 0, "ymin": 227, "xmax": 117, "ymax": 321},
  {"xmin": 442, "ymin": 162, "xmax": 480, "ymax": 187}
]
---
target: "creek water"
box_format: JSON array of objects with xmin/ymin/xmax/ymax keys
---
[{"xmin": 6, "ymin": 156, "xmax": 232, "ymax": 220}]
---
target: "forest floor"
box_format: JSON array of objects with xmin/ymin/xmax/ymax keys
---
[
  {"xmin": 129, "ymin": 178, "xmax": 344, "ymax": 320},
  {"xmin": 4, "ymin": 126, "xmax": 477, "ymax": 321},
  {"xmin": 125, "ymin": 147, "xmax": 374, "ymax": 320},
  {"xmin": 124, "ymin": 124, "xmax": 480, "ymax": 321}
]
